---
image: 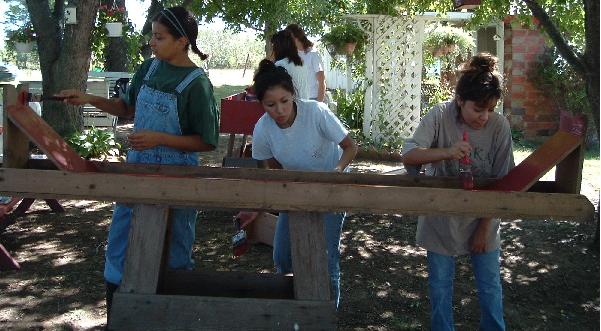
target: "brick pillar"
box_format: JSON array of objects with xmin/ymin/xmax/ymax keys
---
[{"xmin": 503, "ymin": 16, "xmax": 559, "ymax": 142}]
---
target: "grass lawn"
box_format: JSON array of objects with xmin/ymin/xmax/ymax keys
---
[{"xmin": 213, "ymin": 85, "xmax": 246, "ymax": 109}]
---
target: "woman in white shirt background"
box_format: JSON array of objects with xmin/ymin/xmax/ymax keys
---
[
  {"xmin": 286, "ymin": 24, "xmax": 326, "ymax": 102},
  {"xmin": 270, "ymin": 30, "xmax": 310, "ymax": 100}
]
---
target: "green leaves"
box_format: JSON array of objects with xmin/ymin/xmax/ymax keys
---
[{"xmin": 66, "ymin": 127, "xmax": 122, "ymax": 160}]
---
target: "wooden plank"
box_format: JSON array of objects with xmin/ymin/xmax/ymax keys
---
[
  {"xmin": 0, "ymin": 168, "xmax": 595, "ymax": 221},
  {"xmin": 28, "ymin": 158, "xmax": 498, "ymax": 189},
  {"xmin": 2, "ymin": 85, "xmax": 29, "ymax": 169},
  {"xmin": 485, "ymin": 131, "xmax": 583, "ymax": 192},
  {"xmin": 555, "ymin": 141, "xmax": 585, "ymax": 194},
  {"xmin": 160, "ymin": 269, "xmax": 294, "ymax": 299},
  {"xmin": 289, "ymin": 212, "xmax": 331, "ymax": 301},
  {"xmin": 5, "ymin": 103, "xmax": 97, "ymax": 172},
  {"xmin": 93, "ymin": 161, "xmax": 496, "ymax": 189},
  {"xmin": 119, "ymin": 204, "xmax": 169, "ymax": 295},
  {"xmin": 109, "ymin": 293, "xmax": 336, "ymax": 331}
]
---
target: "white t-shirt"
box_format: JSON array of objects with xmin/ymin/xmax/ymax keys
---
[
  {"xmin": 275, "ymin": 58, "xmax": 310, "ymax": 100},
  {"xmin": 252, "ymin": 99, "xmax": 348, "ymax": 172},
  {"xmin": 299, "ymin": 49, "xmax": 325, "ymax": 99}
]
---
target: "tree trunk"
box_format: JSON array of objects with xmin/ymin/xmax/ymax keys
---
[
  {"xmin": 27, "ymin": 0, "xmax": 99, "ymax": 137},
  {"xmin": 264, "ymin": 22, "xmax": 275, "ymax": 58},
  {"xmin": 105, "ymin": 0, "xmax": 128, "ymax": 72},
  {"xmin": 106, "ymin": 38, "xmax": 128, "ymax": 72},
  {"xmin": 140, "ymin": 0, "xmax": 164, "ymax": 60}
]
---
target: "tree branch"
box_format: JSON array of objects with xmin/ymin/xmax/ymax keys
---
[{"xmin": 522, "ymin": 0, "xmax": 586, "ymax": 74}]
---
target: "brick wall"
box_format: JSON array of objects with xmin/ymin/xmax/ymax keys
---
[{"xmin": 503, "ymin": 17, "xmax": 559, "ymax": 141}]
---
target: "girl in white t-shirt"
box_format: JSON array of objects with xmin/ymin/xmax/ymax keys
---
[
  {"xmin": 270, "ymin": 30, "xmax": 310, "ymax": 100},
  {"xmin": 286, "ymin": 24, "xmax": 326, "ymax": 102},
  {"xmin": 252, "ymin": 59, "xmax": 357, "ymax": 307}
]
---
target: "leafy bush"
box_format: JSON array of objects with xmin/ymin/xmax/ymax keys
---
[
  {"xmin": 66, "ymin": 127, "xmax": 121, "ymax": 160},
  {"xmin": 6, "ymin": 21, "xmax": 36, "ymax": 43},
  {"xmin": 529, "ymin": 47, "xmax": 590, "ymax": 114},
  {"xmin": 332, "ymin": 85, "xmax": 365, "ymax": 131}
]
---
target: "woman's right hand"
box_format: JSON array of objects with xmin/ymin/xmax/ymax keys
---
[
  {"xmin": 57, "ymin": 89, "xmax": 91, "ymax": 106},
  {"xmin": 446, "ymin": 141, "xmax": 472, "ymax": 160}
]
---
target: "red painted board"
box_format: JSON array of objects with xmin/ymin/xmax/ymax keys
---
[
  {"xmin": 6, "ymin": 104, "xmax": 97, "ymax": 172},
  {"xmin": 0, "ymin": 197, "xmax": 21, "ymax": 219},
  {"xmin": 484, "ymin": 130, "xmax": 583, "ymax": 192},
  {"xmin": 220, "ymin": 92, "xmax": 264, "ymax": 135},
  {"xmin": 0, "ymin": 243, "xmax": 20, "ymax": 270}
]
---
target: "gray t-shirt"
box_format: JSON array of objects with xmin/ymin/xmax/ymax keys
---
[
  {"xmin": 252, "ymin": 99, "xmax": 348, "ymax": 172},
  {"xmin": 402, "ymin": 100, "xmax": 514, "ymax": 256}
]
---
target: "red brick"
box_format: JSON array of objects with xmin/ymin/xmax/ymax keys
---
[
  {"xmin": 512, "ymin": 61, "xmax": 525, "ymax": 70},
  {"xmin": 525, "ymin": 122, "xmax": 556, "ymax": 130},
  {"xmin": 536, "ymin": 113, "xmax": 559, "ymax": 122},
  {"xmin": 513, "ymin": 43, "xmax": 527, "ymax": 53},
  {"xmin": 512, "ymin": 29, "xmax": 528, "ymax": 37},
  {"xmin": 512, "ymin": 93, "xmax": 526, "ymax": 101}
]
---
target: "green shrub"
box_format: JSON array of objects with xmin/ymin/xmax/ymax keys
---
[
  {"xmin": 332, "ymin": 85, "xmax": 365, "ymax": 131},
  {"xmin": 529, "ymin": 47, "xmax": 590, "ymax": 114},
  {"xmin": 66, "ymin": 127, "xmax": 121, "ymax": 160}
]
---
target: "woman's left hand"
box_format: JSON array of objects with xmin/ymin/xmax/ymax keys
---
[
  {"xmin": 469, "ymin": 218, "xmax": 491, "ymax": 254},
  {"xmin": 128, "ymin": 131, "xmax": 163, "ymax": 150}
]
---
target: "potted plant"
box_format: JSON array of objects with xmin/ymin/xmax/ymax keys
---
[
  {"xmin": 423, "ymin": 26, "xmax": 473, "ymax": 59},
  {"xmin": 321, "ymin": 22, "xmax": 367, "ymax": 56},
  {"xmin": 99, "ymin": 3, "xmax": 126, "ymax": 37},
  {"xmin": 7, "ymin": 22, "xmax": 36, "ymax": 53}
]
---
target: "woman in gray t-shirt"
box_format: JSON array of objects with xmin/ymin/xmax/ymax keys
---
[{"xmin": 401, "ymin": 53, "xmax": 513, "ymax": 331}]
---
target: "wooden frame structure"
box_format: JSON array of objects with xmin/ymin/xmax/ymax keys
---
[{"xmin": 0, "ymin": 84, "xmax": 594, "ymax": 330}]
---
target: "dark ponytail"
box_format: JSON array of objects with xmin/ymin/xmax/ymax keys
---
[
  {"xmin": 285, "ymin": 24, "xmax": 313, "ymax": 51},
  {"xmin": 153, "ymin": 6, "xmax": 208, "ymax": 60},
  {"xmin": 271, "ymin": 30, "xmax": 303, "ymax": 66},
  {"xmin": 253, "ymin": 59, "xmax": 295, "ymax": 101},
  {"xmin": 455, "ymin": 52, "xmax": 503, "ymax": 104}
]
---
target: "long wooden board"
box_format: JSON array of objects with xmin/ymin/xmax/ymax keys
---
[
  {"xmin": 0, "ymin": 168, "xmax": 594, "ymax": 221},
  {"xmin": 109, "ymin": 293, "xmax": 336, "ymax": 331}
]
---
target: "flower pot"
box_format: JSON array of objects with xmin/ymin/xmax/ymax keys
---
[
  {"xmin": 343, "ymin": 42, "xmax": 357, "ymax": 55},
  {"xmin": 105, "ymin": 22, "xmax": 123, "ymax": 37},
  {"xmin": 15, "ymin": 41, "xmax": 33, "ymax": 53}
]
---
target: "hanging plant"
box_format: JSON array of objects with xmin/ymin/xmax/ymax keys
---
[
  {"xmin": 423, "ymin": 26, "xmax": 474, "ymax": 65},
  {"xmin": 321, "ymin": 22, "xmax": 367, "ymax": 57},
  {"xmin": 99, "ymin": 3, "xmax": 126, "ymax": 37},
  {"xmin": 6, "ymin": 21, "xmax": 36, "ymax": 53}
]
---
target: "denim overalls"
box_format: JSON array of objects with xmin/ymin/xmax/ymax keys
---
[{"xmin": 104, "ymin": 59, "xmax": 204, "ymax": 285}]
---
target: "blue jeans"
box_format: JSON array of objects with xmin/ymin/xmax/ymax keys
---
[
  {"xmin": 427, "ymin": 250, "xmax": 505, "ymax": 331},
  {"xmin": 273, "ymin": 212, "xmax": 344, "ymax": 307}
]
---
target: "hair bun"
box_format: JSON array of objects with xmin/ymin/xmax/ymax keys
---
[
  {"xmin": 467, "ymin": 53, "xmax": 497, "ymax": 73},
  {"xmin": 257, "ymin": 59, "xmax": 277, "ymax": 74}
]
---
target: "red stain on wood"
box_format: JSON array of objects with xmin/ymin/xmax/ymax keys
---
[{"xmin": 6, "ymin": 104, "xmax": 97, "ymax": 172}]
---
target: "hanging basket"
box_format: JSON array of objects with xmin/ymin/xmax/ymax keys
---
[
  {"xmin": 15, "ymin": 42, "xmax": 34, "ymax": 53},
  {"xmin": 105, "ymin": 22, "xmax": 123, "ymax": 37},
  {"xmin": 342, "ymin": 42, "xmax": 357, "ymax": 55}
]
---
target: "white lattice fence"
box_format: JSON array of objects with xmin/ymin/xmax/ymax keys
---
[{"xmin": 354, "ymin": 15, "xmax": 425, "ymax": 144}]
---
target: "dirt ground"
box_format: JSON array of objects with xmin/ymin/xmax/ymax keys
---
[{"xmin": 0, "ymin": 135, "xmax": 599, "ymax": 330}]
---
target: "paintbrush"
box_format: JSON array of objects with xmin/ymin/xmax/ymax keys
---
[{"xmin": 460, "ymin": 130, "xmax": 474, "ymax": 190}]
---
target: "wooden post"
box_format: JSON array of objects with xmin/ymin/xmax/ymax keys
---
[
  {"xmin": 555, "ymin": 140, "xmax": 586, "ymax": 194},
  {"xmin": 119, "ymin": 204, "xmax": 170, "ymax": 294},
  {"xmin": 2, "ymin": 84, "xmax": 29, "ymax": 168},
  {"xmin": 288, "ymin": 212, "xmax": 331, "ymax": 301}
]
